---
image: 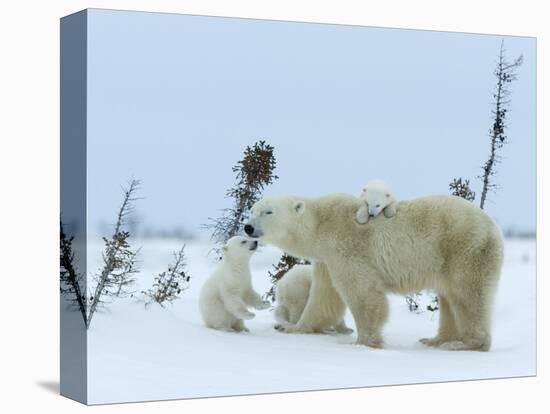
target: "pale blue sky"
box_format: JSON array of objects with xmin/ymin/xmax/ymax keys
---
[{"xmin": 86, "ymin": 9, "xmax": 536, "ymax": 237}]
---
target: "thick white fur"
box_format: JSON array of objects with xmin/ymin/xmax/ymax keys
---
[
  {"xmin": 356, "ymin": 179, "xmax": 397, "ymax": 224},
  {"xmin": 274, "ymin": 264, "xmax": 353, "ymax": 334},
  {"xmin": 246, "ymin": 194, "xmax": 503, "ymax": 351},
  {"xmin": 199, "ymin": 236, "xmax": 270, "ymax": 332}
]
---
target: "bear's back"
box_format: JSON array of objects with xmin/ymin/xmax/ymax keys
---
[{"xmin": 313, "ymin": 194, "xmax": 503, "ymax": 288}]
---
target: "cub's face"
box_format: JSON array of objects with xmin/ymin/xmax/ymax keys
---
[
  {"xmin": 361, "ymin": 188, "xmax": 391, "ymax": 217},
  {"xmin": 223, "ymin": 236, "xmax": 258, "ymax": 261},
  {"xmin": 245, "ymin": 196, "xmax": 306, "ymax": 244}
]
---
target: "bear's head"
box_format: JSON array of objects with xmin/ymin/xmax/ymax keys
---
[
  {"xmin": 245, "ymin": 195, "xmax": 308, "ymax": 249},
  {"xmin": 362, "ymin": 189, "xmax": 392, "ymax": 217},
  {"xmin": 245, "ymin": 193, "xmax": 365, "ymax": 261},
  {"xmin": 222, "ymin": 235, "xmax": 258, "ymax": 262},
  {"xmin": 360, "ymin": 179, "xmax": 393, "ymax": 217}
]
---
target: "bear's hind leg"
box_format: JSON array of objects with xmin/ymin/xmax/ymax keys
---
[
  {"xmin": 287, "ymin": 302, "xmax": 305, "ymax": 325},
  {"xmin": 282, "ymin": 262, "xmax": 343, "ymax": 334},
  {"xmin": 274, "ymin": 304, "xmax": 290, "ymax": 331},
  {"xmin": 420, "ymin": 295, "xmax": 460, "ymax": 347},
  {"xmin": 440, "ymin": 286, "xmax": 495, "ymax": 352}
]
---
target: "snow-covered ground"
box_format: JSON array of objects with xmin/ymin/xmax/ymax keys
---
[{"xmin": 85, "ymin": 238, "xmax": 536, "ymax": 405}]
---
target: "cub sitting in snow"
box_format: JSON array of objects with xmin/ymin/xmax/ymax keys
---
[
  {"xmin": 199, "ymin": 236, "xmax": 270, "ymax": 332},
  {"xmin": 356, "ymin": 179, "xmax": 397, "ymax": 224},
  {"xmin": 274, "ymin": 264, "xmax": 353, "ymax": 334}
]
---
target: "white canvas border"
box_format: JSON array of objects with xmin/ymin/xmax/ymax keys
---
[{"xmin": 0, "ymin": 0, "xmax": 546, "ymax": 413}]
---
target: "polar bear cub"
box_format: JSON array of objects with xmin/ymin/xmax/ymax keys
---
[
  {"xmin": 199, "ymin": 236, "xmax": 270, "ymax": 332},
  {"xmin": 356, "ymin": 179, "xmax": 397, "ymax": 224},
  {"xmin": 274, "ymin": 264, "xmax": 353, "ymax": 334}
]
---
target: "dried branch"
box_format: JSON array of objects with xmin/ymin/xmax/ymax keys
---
[
  {"xmin": 405, "ymin": 291, "xmax": 439, "ymax": 314},
  {"xmin": 205, "ymin": 140, "xmax": 278, "ymax": 248},
  {"xmin": 87, "ymin": 179, "xmax": 141, "ymax": 327},
  {"xmin": 142, "ymin": 245, "xmax": 190, "ymax": 307},
  {"xmin": 449, "ymin": 178, "xmax": 476, "ymax": 201},
  {"xmin": 60, "ymin": 220, "xmax": 88, "ymax": 327},
  {"xmin": 479, "ymin": 40, "xmax": 523, "ymax": 209},
  {"xmin": 264, "ymin": 253, "xmax": 309, "ymax": 303}
]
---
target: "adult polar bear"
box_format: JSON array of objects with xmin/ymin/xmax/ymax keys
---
[{"xmin": 244, "ymin": 194, "xmax": 503, "ymax": 351}]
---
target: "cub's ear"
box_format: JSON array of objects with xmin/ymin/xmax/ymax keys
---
[
  {"xmin": 222, "ymin": 246, "xmax": 228, "ymax": 252},
  {"xmin": 293, "ymin": 200, "xmax": 306, "ymax": 216}
]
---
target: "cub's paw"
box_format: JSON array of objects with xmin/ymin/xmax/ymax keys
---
[
  {"xmin": 241, "ymin": 311, "xmax": 256, "ymax": 320},
  {"xmin": 256, "ymin": 301, "xmax": 271, "ymax": 310},
  {"xmin": 336, "ymin": 326, "xmax": 355, "ymax": 335},
  {"xmin": 282, "ymin": 324, "xmax": 314, "ymax": 334},
  {"xmin": 356, "ymin": 335, "xmax": 384, "ymax": 349},
  {"xmin": 439, "ymin": 340, "xmax": 467, "ymax": 351},
  {"xmin": 355, "ymin": 211, "xmax": 369, "ymax": 224},
  {"xmin": 274, "ymin": 323, "xmax": 285, "ymax": 331},
  {"xmin": 420, "ymin": 337, "xmax": 443, "ymax": 347}
]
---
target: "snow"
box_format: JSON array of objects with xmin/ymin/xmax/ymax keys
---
[{"xmin": 85, "ymin": 238, "xmax": 536, "ymax": 405}]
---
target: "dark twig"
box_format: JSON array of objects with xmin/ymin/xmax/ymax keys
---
[
  {"xmin": 449, "ymin": 178, "xmax": 476, "ymax": 201},
  {"xmin": 264, "ymin": 253, "xmax": 309, "ymax": 303},
  {"xmin": 60, "ymin": 221, "xmax": 88, "ymax": 327}
]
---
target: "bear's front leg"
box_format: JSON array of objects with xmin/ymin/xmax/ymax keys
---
[
  {"xmin": 355, "ymin": 202, "xmax": 370, "ymax": 224},
  {"xmin": 330, "ymin": 271, "xmax": 388, "ymax": 348},
  {"xmin": 221, "ymin": 287, "xmax": 255, "ymax": 320},
  {"xmin": 383, "ymin": 201, "xmax": 397, "ymax": 218},
  {"xmin": 245, "ymin": 289, "xmax": 271, "ymax": 310},
  {"xmin": 231, "ymin": 319, "xmax": 250, "ymax": 333},
  {"xmin": 354, "ymin": 288, "xmax": 388, "ymax": 348}
]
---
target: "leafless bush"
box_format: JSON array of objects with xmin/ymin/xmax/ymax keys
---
[
  {"xmin": 142, "ymin": 245, "xmax": 190, "ymax": 307},
  {"xmin": 87, "ymin": 180, "xmax": 141, "ymax": 327}
]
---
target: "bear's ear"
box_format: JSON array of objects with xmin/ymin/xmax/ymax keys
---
[
  {"xmin": 293, "ymin": 200, "xmax": 306, "ymax": 216},
  {"xmin": 222, "ymin": 246, "xmax": 228, "ymax": 252}
]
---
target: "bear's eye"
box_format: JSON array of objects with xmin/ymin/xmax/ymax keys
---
[
  {"xmin": 265, "ymin": 211, "xmax": 273, "ymax": 215},
  {"xmin": 376, "ymin": 204, "xmax": 380, "ymax": 208},
  {"xmin": 241, "ymin": 240, "xmax": 246, "ymax": 245}
]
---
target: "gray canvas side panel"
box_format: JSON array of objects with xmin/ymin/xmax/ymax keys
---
[{"xmin": 60, "ymin": 9, "xmax": 87, "ymax": 404}]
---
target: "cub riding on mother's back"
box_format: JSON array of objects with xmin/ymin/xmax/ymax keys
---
[
  {"xmin": 244, "ymin": 193, "xmax": 503, "ymax": 351},
  {"xmin": 356, "ymin": 179, "xmax": 397, "ymax": 224}
]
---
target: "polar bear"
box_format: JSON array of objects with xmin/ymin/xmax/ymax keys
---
[
  {"xmin": 356, "ymin": 179, "xmax": 397, "ymax": 224},
  {"xmin": 274, "ymin": 263, "xmax": 353, "ymax": 334},
  {"xmin": 199, "ymin": 236, "xmax": 270, "ymax": 332},
  {"xmin": 244, "ymin": 194, "xmax": 503, "ymax": 351}
]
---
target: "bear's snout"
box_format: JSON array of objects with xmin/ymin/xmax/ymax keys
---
[{"xmin": 244, "ymin": 224, "xmax": 254, "ymax": 236}]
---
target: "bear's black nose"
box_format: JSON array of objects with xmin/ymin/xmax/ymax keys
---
[{"xmin": 244, "ymin": 224, "xmax": 254, "ymax": 235}]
